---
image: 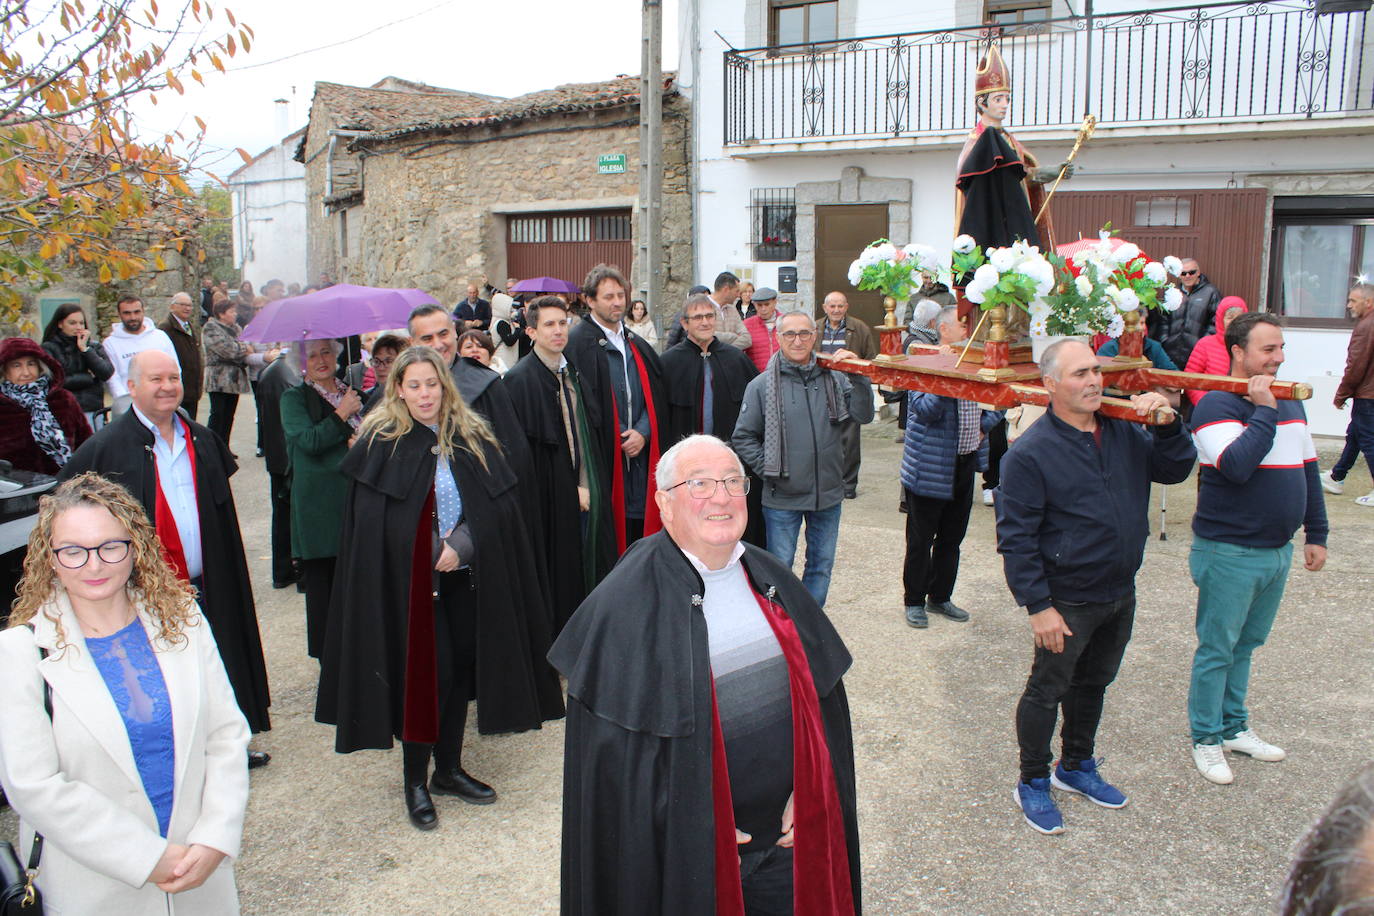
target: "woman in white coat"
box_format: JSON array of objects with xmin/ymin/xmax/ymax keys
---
[{"xmin": 0, "ymin": 472, "xmax": 250, "ymax": 915}]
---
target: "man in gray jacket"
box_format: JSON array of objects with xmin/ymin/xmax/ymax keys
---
[{"xmin": 733, "ymin": 310, "xmax": 874, "ymax": 607}]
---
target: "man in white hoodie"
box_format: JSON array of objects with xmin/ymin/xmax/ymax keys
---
[{"xmin": 102, "ymin": 294, "xmax": 180, "ymax": 415}]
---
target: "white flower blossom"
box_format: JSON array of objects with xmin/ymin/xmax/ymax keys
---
[
  {"xmin": 953, "ymin": 234, "xmax": 976, "ymax": 254},
  {"xmin": 989, "ymin": 246, "xmax": 1017, "ymax": 272},
  {"xmin": 847, "ymin": 260, "xmax": 864, "ymax": 287},
  {"xmin": 1074, "ymin": 275, "xmax": 1094, "ymax": 298},
  {"xmin": 1143, "ymin": 261, "xmax": 1167, "ymax": 285},
  {"xmin": 873, "ymin": 242, "xmax": 897, "ymax": 263},
  {"xmin": 1029, "ymin": 300, "xmax": 1052, "ymax": 320},
  {"xmin": 1029, "ymin": 316, "xmax": 1049, "ymax": 338},
  {"xmin": 1021, "ymin": 257, "xmax": 1055, "ymax": 296},
  {"xmin": 858, "ymin": 245, "xmax": 883, "ymax": 267},
  {"xmin": 1111, "ymin": 242, "xmax": 1142, "ymax": 267},
  {"xmin": 1162, "ymin": 255, "xmax": 1183, "ymax": 276},
  {"xmin": 1111, "ymin": 287, "xmax": 1140, "ymax": 312},
  {"xmin": 1106, "ymin": 313, "xmax": 1125, "ymax": 338},
  {"xmin": 1163, "ymin": 287, "xmax": 1184, "ymax": 312}
]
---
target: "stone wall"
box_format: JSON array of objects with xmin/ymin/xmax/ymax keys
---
[{"xmin": 303, "ymin": 96, "xmax": 692, "ymax": 322}]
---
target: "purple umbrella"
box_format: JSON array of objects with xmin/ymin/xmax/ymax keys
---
[
  {"xmin": 239, "ymin": 284, "xmax": 438, "ymax": 342},
  {"xmin": 510, "ymin": 276, "xmax": 580, "ymax": 295}
]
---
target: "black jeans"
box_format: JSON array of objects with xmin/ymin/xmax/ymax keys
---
[
  {"xmin": 902, "ymin": 453, "xmax": 976, "ymax": 606},
  {"xmin": 268, "ymin": 471, "xmax": 294, "ymax": 585},
  {"xmin": 1015, "ymin": 593, "xmax": 1136, "ymax": 781},
  {"xmin": 300, "ymin": 557, "xmax": 335, "ymax": 660},
  {"xmin": 982, "ymin": 418, "xmax": 1007, "ymax": 490},
  {"xmin": 207, "ymin": 392, "xmax": 239, "ymax": 446},
  {"xmin": 840, "ymin": 418, "xmax": 861, "ymax": 497},
  {"xmin": 740, "ymin": 845, "xmax": 793, "ymax": 916}
]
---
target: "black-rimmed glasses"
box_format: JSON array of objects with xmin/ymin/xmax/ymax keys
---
[
  {"xmin": 664, "ymin": 476, "xmax": 751, "ymax": 499},
  {"xmin": 52, "ymin": 540, "xmax": 132, "ymax": 569}
]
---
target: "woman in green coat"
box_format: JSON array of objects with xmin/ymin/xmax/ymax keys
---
[{"xmin": 280, "ymin": 338, "xmax": 363, "ymax": 658}]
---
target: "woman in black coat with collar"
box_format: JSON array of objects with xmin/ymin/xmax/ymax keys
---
[
  {"xmin": 41, "ymin": 304, "xmax": 114, "ymax": 427},
  {"xmin": 315, "ymin": 346, "xmax": 563, "ymax": 831}
]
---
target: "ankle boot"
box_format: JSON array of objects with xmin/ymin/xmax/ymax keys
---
[{"xmin": 402, "ymin": 742, "xmax": 438, "ymax": 830}]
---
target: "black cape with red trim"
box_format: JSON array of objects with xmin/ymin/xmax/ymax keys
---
[
  {"xmin": 315, "ymin": 423, "xmax": 564, "ymax": 753},
  {"xmin": 58, "ymin": 408, "xmax": 272, "ymax": 732},
  {"xmin": 549, "ymin": 531, "xmax": 860, "ymax": 915},
  {"xmin": 956, "ymin": 125, "xmax": 1042, "ymax": 251}
]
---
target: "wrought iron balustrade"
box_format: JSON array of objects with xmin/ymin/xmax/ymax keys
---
[{"xmin": 722, "ymin": 0, "xmax": 1373, "ymax": 145}]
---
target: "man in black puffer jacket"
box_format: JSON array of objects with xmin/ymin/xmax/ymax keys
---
[{"xmin": 1150, "ymin": 258, "xmax": 1222, "ymax": 368}]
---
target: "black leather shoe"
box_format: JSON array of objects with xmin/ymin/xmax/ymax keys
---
[
  {"xmin": 405, "ymin": 784, "xmax": 438, "ymax": 830},
  {"xmin": 271, "ymin": 575, "xmax": 298, "ymax": 590},
  {"xmin": 247, "ymin": 750, "xmax": 271, "ymax": 769},
  {"xmin": 927, "ymin": 600, "xmax": 970, "ymax": 622},
  {"xmin": 904, "ymin": 605, "xmax": 928, "ymax": 628},
  {"xmin": 431, "ymin": 768, "xmax": 497, "ymax": 805}
]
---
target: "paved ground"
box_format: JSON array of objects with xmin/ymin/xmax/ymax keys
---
[{"xmin": 9, "ymin": 403, "xmax": 1372, "ymax": 914}]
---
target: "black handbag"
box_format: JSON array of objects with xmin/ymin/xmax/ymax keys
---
[{"xmin": 0, "ymin": 640, "xmax": 49, "ymax": 913}]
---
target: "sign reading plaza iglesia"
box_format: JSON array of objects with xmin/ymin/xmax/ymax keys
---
[{"xmin": 597, "ymin": 154, "xmax": 626, "ymax": 174}]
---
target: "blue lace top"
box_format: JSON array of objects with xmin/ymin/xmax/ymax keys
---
[{"xmin": 85, "ymin": 619, "xmax": 175, "ymax": 837}]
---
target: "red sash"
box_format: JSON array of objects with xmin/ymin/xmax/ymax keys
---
[
  {"xmin": 151, "ymin": 418, "xmax": 199, "ymax": 582},
  {"xmin": 607, "ymin": 338, "xmax": 662, "ymax": 553},
  {"xmin": 401, "ymin": 488, "xmax": 440, "ymax": 743},
  {"xmin": 708, "ymin": 588, "xmax": 854, "ymax": 915}
]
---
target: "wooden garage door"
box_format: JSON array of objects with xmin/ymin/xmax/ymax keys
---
[
  {"xmin": 1048, "ymin": 189, "xmax": 1268, "ymax": 309},
  {"xmin": 506, "ymin": 210, "xmax": 633, "ymax": 288}
]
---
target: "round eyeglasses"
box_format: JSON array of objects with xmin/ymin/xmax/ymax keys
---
[
  {"xmin": 664, "ymin": 476, "xmax": 751, "ymax": 499},
  {"xmin": 52, "ymin": 539, "xmax": 132, "ymax": 569}
]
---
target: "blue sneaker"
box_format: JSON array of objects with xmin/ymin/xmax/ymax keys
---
[
  {"xmin": 1051, "ymin": 757, "xmax": 1129, "ymax": 809},
  {"xmin": 1014, "ymin": 778, "xmax": 1065, "ymax": 835}
]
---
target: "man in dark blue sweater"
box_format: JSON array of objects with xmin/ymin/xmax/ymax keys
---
[
  {"xmin": 1187, "ymin": 312, "xmax": 1328, "ymax": 785},
  {"xmin": 996, "ymin": 338, "xmax": 1195, "ymax": 834}
]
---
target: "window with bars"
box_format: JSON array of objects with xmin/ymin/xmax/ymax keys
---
[
  {"xmin": 510, "ymin": 217, "xmax": 547, "ymax": 244},
  {"xmin": 750, "ymin": 189, "xmax": 797, "ymax": 261},
  {"xmin": 1134, "ymin": 196, "xmax": 1193, "ymax": 227},
  {"xmin": 597, "ymin": 213, "xmax": 632, "ymax": 241}
]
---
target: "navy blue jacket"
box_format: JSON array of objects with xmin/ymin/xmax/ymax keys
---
[
  {"xmin": 995, "ymin": 409, "xmax": 1196, "ymax": 613},
  {"xmin": 900, "ymin": 393, "xmax": 1003, "ymax": 501}
]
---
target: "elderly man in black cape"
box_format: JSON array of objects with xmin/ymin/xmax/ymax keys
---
[
  {"xmin": 550, "ymin": 434, "xmax": 860, "ymax": 915},
  {"xmin": 660, "ymin": 292, "xmax": 765, "ymax": 548},
  {"xmin": 565, "ymin": 264, "xmax": 667, "ymax": 554},
  {"xmin": 59, "ymin": 349, "xmax": 273, "ymax": 765},
  {"xmin": 504, "ymin": 296, "xmax": 615, "ymax": 634}
]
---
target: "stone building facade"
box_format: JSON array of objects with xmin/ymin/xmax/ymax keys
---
[{"xmin": 297, "ymin": 75, "xmax": 692, "ymax": 317}]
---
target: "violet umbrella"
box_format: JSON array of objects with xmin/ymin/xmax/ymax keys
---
[
  {"xmin": 510, "ymin": 276, "xmax": 580, "ymax": 295},
  {"xmin": 239, "ymin": 284, "xmax": 439, "ymax": 342}
]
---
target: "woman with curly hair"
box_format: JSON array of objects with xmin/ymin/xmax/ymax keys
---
[
  {"xmin": 316, "ymin": 345, "xmax": 563, "ymax": 831},
  {"xmin": 0, "ymin": 473, "xmax": 250, "ymax": 914}
]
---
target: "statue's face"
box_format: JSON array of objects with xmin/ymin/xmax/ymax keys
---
[{"xmin": 983, "ymin": 92, "xmax": 1011, "ymax": 122}]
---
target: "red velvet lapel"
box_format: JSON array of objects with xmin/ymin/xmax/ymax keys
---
[
  {"xmin": 607, "ymin": 385, "xmax": 628, "ymax": 555},
  {"xmin": 151, "ymin": 417, "xmax": 198, "ymax": 582},
  {"xmin": 629, "ymin": 340, "xmax": 662, "ymax": 537},
  {"xmin": 400, "ymin": 487, "xmax": 439, "ymax": 743},
  {"xmin": 709, "ymin": 681, "xmax": 746, "ymax": 916},
  {"xmin": 752, "ymin": 588, "xmax": 854, "ymax": 916}
]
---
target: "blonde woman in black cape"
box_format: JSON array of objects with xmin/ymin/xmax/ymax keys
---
[{"xmin": 315, "ymin": 345, "xmax": 564, "ymax": 830}]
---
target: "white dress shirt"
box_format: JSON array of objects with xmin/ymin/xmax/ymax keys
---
[{"xmin": 132, "ymin": 405, "xmax": 203, "ymax": 579}]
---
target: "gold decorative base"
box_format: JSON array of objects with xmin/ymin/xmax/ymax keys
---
[{"xmin": 976, "ymin": 366, "xmax": 1019, "ymax": 382}]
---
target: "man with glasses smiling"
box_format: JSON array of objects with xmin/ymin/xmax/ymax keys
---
[
  {"xmin": 1152, "ymin": 257, "xmax": 1223, "ymax": 369},
  {"xmin": 733, "ymin": 311, "xmax": 873, "ymax": 608}
]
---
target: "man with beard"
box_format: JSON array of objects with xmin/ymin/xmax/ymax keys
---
[
  {"xmin": 661, "ymin": 293, "xmax": 763, "ymax": 546},
  {"xmin": 504, "ymin": 296, "xmax": 613, "ymax": 633},
  {"xmin": 102, "ymin": 295, "xmax": 180, "ymax": 415},
  {"xmin": 59, "ymin": 350, "xmax": 273, "ymax": 767},
  {"xmin": 565, "ymin": 263, "xmax": 666, "ymax": 551},
  {"xmin": 551, "ymin": 435, "xmax": 860, "ymax": 915}
]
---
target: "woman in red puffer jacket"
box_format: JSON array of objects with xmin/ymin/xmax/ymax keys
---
[{"xmin": 1183, "ymin": 296, "xmax": 1249, "ymax": 406}]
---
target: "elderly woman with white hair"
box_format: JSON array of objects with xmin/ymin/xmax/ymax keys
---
[{"xmin": 279, "ymin": 339, "xmax": 363, "ymax": 659}]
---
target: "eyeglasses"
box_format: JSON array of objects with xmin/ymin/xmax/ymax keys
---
[
  {"xmin": 685, "ymin": 313, "xmax": 716, "ymax": 322},
  {"xmin": 1180, "ymin": 269, "xmax": 1199, "ymax": 276},
  {"xmin": 371, "ymin": 356, "xmax": 396, "ymax": 368},
  {"xmin": 52, "ymin": 539, "xmax": 132, "ymax": 569},
  {"xmin": 780, "ymin": 330, "xmax": 815, "ymax": 341},
  {"xmin": 664, "ymin": 476, "xmax": 751, "ymax": 499}
]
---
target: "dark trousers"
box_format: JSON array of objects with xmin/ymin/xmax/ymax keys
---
[
  {"xmin": 268, "ymin": 472, "xmax": 294, "ymax": 585},
  {"xmin": 840, "ymin": 418, "xmax": 860, "ymax": 498},
  {"xmin": 300, "ymin": 557, "xmax": 335, "ymax": 660},
  {"xmin": 625, "ymin": 516, "xmax": 644, "ymax": 545},
  {"xmin": 401, "ymin": 570, "xmax": 477, "ymax": 785},
  {"xmin": 180, "ymin": 396, "xmax": 199, "ymax": 422},
  {"xmin": 1332, "ymin": 417, "xmax": 1360, "ymax": 479},
  {"xmin": 1333, "ymin": 399, "xmax": 1374, "ymax": 483},
  {"xmin": 207, "ymin": 392, "xmax": 239, "ymax": 446},
  {"xmin": 250, "ymin": 379, "xmax": 264, "ymax": 451},
  {"xmin": 1015, "ymin": 593, "xmax": 1136, "ymax": 781},
  {"xmin": 982, "ymin": 418, "xmax": 1007, "ymax": 490},
  {"xmin": 902, "ymin": 454, "xmax": 976, "ymax": 606},
  {"xmin": 740, "ymin": 845, "xmax": 794, "ymax": 916}
]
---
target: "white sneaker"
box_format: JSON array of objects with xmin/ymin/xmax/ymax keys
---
[
  {"xmin": 1192, "ymin": 742, "xmax": 1234, "ymax": 785},
  {"xmin": 1222, "ymin": 728, "xmax": 1286, "ymax": 762},
  {"xmin": 982, "ymin": 488, "xmax": 995, "ymax": 506},
  {"xmin": 1355, "ymin": 492, "xmax": 1374, "ymax": 508},
  {"xmin": 1320, "ymin": 471, "xmax": 1344, "ymax": 495}
]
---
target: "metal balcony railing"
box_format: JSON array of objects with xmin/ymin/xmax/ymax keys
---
[{"xmin": 722, "ymin": 0, "xmax": 1373, "ymax": 145}]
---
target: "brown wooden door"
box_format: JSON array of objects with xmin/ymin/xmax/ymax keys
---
[
  {"xmin": 506, "ymin": 210, "xmax": 633, "ymax": 286},
  {"xmin": 1048, "ymin": 190, "xmax": 1268, "ymax": 310},
  {"xmin": 816, "ymin": 204, "xmax": 888, "ymax": 326}
]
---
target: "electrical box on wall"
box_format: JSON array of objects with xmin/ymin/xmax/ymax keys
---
[{"xmin": 777, "ymin": 266, "xmax": 798, "ymax": 293}]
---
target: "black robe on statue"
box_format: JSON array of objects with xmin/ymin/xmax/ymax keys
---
[
  {"xmin": 316, "ymin": 423, "xmax": 563, "ymax": 753},
  {"xmin": 659, "ymin": 338, "xmax": 766, "ymax": 547},
  {"xmin": 58, "ymin": 409, "xmax": 272, "ymax": 733},
  {"xmin": 956, "ymin": 124, "xmax": 1043, "ymax": 252},
  {"xmin": 549, "ymin": 532, "xmax": 860, "ymax": 915}
]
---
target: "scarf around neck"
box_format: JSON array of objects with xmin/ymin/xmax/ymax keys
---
[
  {"xmin": 1, "ymin": 376, "xmax": 71, "ymax": 467},
  {"xmin": 309, "ymin": 377, "xmax": 362, "ymax": 430},
  {"xmin": 761, "ymin": 353, "xmax": 848, "ymax": 480}
]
